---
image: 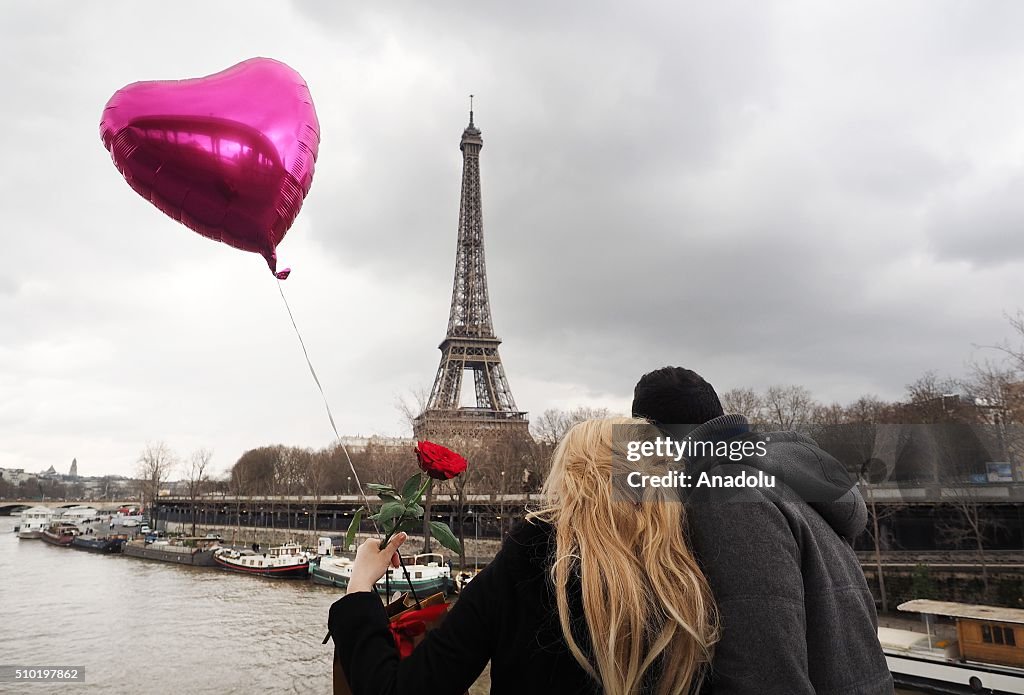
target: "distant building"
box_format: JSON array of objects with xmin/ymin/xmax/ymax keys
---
[
  {"xmin": 69, "ymin": 458, "xmax": 78, "ymax": 478},
  {"xmin": 41, "ymin": 465, "xmax": 58, "ymax": 479},
  {"xmin": 336, "ymin": 435, "xmax": 414, "ymax": 454},
  {"xmin": 0, "ymin": 468, "xmax": 35, "ymax": 485}
]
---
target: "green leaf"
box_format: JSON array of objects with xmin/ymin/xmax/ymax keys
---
[
  {"xmin": 428, "ymin": 520, "xmax": 462, "ymax": 555},
  {"xmin": 367, "ymin": 483, "xmax": 398, "ymax": 495},
  {"xmin": 406, "ymin": 502, "xmax": 424, "ymax": 518},
  {"xmin": 344, "ymin": 508, "xmax": 363, "ymax": 551},
  {"xmin": 396, "ymin": 517, "xmax": 421, "ymax": 534},
  {"xmin": 376, "ymin": 492, "xmax": 401, "ymax": 502},
  {"xmin": 401, "ymin": 473, "xmax": 424, "ymax": 503},
  {"xmin": 375, "ymin": 501, "xmax": 406, "ymax": 528}
]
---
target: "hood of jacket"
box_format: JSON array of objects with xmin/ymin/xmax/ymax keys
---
[{"xmin": 675, "ymin": 414, "xmax": 867, "ymax": 541}]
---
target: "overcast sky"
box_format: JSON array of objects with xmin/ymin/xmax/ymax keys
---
[{"xmin": 3, "ymin": 1, "xmax": 1024, "ymax": 479}]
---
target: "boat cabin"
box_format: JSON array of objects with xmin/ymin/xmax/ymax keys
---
[
  {"xmin": 20, "ymin": 507, "xmax": 53, "ymax": 527},
  {"xmin": 317, "ymin": 536, "xmax": 344, "ymax": 556},
  {"xmin": 60, "ymin": 506, "xmax": 99, "ymax": 525},
  {"xmin": 268, "ymin": 543, "xmax": 303, "ymax": 557},
  {"xmin": 899, "ymin": 600, "xmax": 1024, "ymax": 669},
  {"xmin": 174, "ymin": 536, "xmax": 221, "ymax": 549},
  {"xmin": 47, "ymin": 522, "xmax": 81, "ymax": 536}
]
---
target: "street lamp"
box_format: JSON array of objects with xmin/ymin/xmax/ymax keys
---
[
  {"xmin": 500, "ymin": 470, "xmax": 507, "ymax": 536},
  {"xmin": 468, "ymin": 509, "xmax": 479, "ymax": 570}
]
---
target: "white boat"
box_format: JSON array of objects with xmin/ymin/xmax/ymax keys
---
[
  {"xmin": 17, "ymin": 507, "xmax": 54, "ymax": 539},
  {"xmin": 880, "ymin": 600, "xmax": 1024, "ymax": 694},
  {"xmin": 212, "ymin": 543, "xmax": 311, "ymax": 579},
  {"xmin": 311, "ymin": 547, "xmax": 452, "ymax": 595},
  {"xmin": 58, "ymin": 506, "xmax": 100, "ymax": 529}
]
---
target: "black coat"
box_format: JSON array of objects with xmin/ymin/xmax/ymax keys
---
[
  {"xmin": 329, "ymin": 519, "xmax": 601, "ymax": 695},
  {"xmin": 681, "ymin": 415, "xmax": 894, "ymax": 694}
]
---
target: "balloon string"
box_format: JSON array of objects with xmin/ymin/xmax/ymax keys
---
[{"xmin": 275, "ymin": 278, "xmax": 379, "ymax": 535}]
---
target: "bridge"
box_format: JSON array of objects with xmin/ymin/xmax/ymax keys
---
[
  {"xmin": 0, "ymin": 500, "xmax": 138, "ymax": 516},
  {"xmin": 152, "ymin": 483, "xmax": 1024, "ymax": 549},
  {"xmin": 153, "ymin": 492, "xmax": 533, "ymax": 540}
]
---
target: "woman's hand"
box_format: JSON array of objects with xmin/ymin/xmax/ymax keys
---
[{"xmin": 347, "ymin": 532, "xmax": 408, "ymax": 595}]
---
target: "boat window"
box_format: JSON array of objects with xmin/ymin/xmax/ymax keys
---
[
  {"xmin": 982, "ymin": 624, "xmax": 1016, "ymax": 646},
  {"xmin": 415, "ymin": 572, "xmax": 423, "ymax": 579}
]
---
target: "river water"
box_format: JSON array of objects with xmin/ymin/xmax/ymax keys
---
[
  {"xmin": 0, "ymin": 516, "xmax": 337, "ymax": 694},
  {"xmin": 0, "ymin": 517, "xmax": 919, "ymax": 694}
]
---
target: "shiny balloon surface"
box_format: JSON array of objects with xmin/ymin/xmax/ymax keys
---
[{"xmin": 100, "ymin": 58, "xmax": 320, "ymax": 278}]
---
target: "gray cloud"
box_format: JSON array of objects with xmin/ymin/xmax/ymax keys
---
[
  {"xmin": 2, "ymin": 0, "xmax": 1023, "ymax": 476},
  {"xmin": 927, "ymin": 173, "xmax": 1024, "ymax": 265}
]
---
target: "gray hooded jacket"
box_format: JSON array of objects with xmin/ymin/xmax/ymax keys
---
[{"xmin": 680, "ymin": 415, "xmax": 894, "ymax": 694}]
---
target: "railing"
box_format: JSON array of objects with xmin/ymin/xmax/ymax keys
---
[
  {"xmin": 161, "ymin": 493, "xmax": 533, "ymax": 505},
  {"xmin": 861, "ymin": 481, "xmax": 1024, "ymax": 503},
  {"xmin": 159, "ymin": 484, "xmax": 1024, "ymax": 506}
]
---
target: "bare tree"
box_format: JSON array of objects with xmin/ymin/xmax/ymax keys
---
[
  {"xmin": 0, "ymin": 476, "xmax": 12, "ymax": 500},
  {"xmin": 366, "ymin": 441, "xmax": 418, "ymax": 490},
  {"xmin": 275, "ymin": 446, "xmax": 311, "ymax": 533},
  {"xmin": 926, "ymin": 419, "xmax": 1002, "ymax": 600},
  {"xmin": 530, "ymin": 406, "xmax": 611, "ymax": 446},
  {"xmin": 846, "ymin": 396, "xmax": 888, "ymax": 424},
  {"xmin": 903, "ymin": 371, "xmax": 964, "ymax": 423},
  {"xmin": 857, "ymin": 429, "xmax": 908, "ymax": 615},
  {"xmin": 396, "ymin": 385, "xmax": 432, "ymax": 433},
  {"xmin": 137, "ymin": 442, "xmax": 176, "ymax": 523},
  {"xmin": 227, "ymin": 459, "xmax": 247, "ymax": 544},
  {"xmin": 306, "ymin": 449, "xmax": 330, "ymax": 535},
  {"xmin": 720, "ymin": 387, "xmax": 764, "ymax": 422},
  {"xmin": 811, "ymin": 402, "xmax": 846, "ymax": 427},
  {"xmin": 185, "ymin": 448, "xmax": 213, "ymax": 536},
  {"xmin": 964, "ymin": 359, "xmax": 1022, "ymax": 481},
  {"xmin": 938, "ymin": 488, "xmax": 1002, "ymax": 601},
  {"xmin": 986, "ymin": 309, "xmax": 1024, "ymax": 375},
  {"xmin": 232, "ymin": 447, "xmax": 277, "ymax": 495},
  {"xmin": 763, "ymin": 385, "xmax": 816, "ymax": 430}
]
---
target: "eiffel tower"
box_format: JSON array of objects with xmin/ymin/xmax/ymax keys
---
[{"xmin": 414, "ymin": 105, "xmax": 529, "ymax": 441}]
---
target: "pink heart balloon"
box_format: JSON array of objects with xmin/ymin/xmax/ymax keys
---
[{"xmin": 100, "ymin": 57, "xmax": 320, "ymax": 279}]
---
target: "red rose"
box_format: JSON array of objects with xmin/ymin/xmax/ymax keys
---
[{"xmin": 414, "ymin": 441, "xmax": 468, "ymax": 480}]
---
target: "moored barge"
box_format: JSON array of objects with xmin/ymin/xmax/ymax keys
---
[
  {"xmin": 881, "ymin": 600, "xmax": 1024, "ymax": 694},
  {"xmin": 40, "ymin": 523, "xmax": 79, "ymax": 547},
  {"xmin": 213, "ymin": 543, "xmax": 310, "ymax": 579},
  {"xmin": 17, "ymin": 507, "xmax": 54, "ymax": 539},
  {"xmin": 310, "ymin": 551, "xmax": 452, "ymax": 595},
  {"xmin": 122, "ymin": 536, "xmax": 222, "ymax": 566},
  {"xmin": 70, "ymin": 536, "xmax": 127, "ymax": 554}
]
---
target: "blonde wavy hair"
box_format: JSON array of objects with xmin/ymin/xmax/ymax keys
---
[{"xmin": 527, "ymin": 417, "xmax": 718, "ymax": 695}]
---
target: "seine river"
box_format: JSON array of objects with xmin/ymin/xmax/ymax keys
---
[
  {"xmin": 0, "ymin": 516, "xmax": 337, "ymax": 694},
  {"xmin": 0, "ymin": 517, "xmax": 917, "ymax": 694}
]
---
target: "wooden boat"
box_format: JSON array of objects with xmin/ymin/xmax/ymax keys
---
[
  {"xmin": 40, "ymin": 523, "xmax": 79, "ymax": 547},
  {"xmin": 70, "ymin": 535, "xmax": 127, "ymax": 554},
  {"xmin": 310, "ymin": 552, "xmax": 453, "ymax": 595},
  {"xmin": 880, "ymin": 600, "xmax": 1024, "ymax": 694},
  {"xmin": 213, "ymin": 543, "xmax": 310, "ymax": 579},
  {"xmin": 122, "ymin": 536, "xmax": 222, "ymax": 566}
]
